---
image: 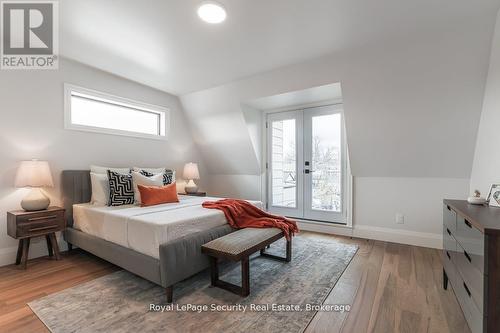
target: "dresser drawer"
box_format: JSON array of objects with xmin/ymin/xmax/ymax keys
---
[
  {"xmin": 443, "ymin": 225, "xmax": 459, "ymax": 288},
  {"xmin": 443, "ymin": 204, "xmax": 457, "ymax": 234},
  {"xmin": 16, "ymin": 218, "xmax": 65, "ymax": 238},
  {"xmin": 443, "ymin": 225, "xmax": 457, "ymax": 258},
  {"xmin": 456, "ymin": 215, "xmax": 485, "ymax": 274},
  {"xmin": 455, "ymin": 243, "xmax": 484, "ymax": 314},
  {"xmin": 455, "ymin": 273, "xmax": 484, "ymax": 333},
  {"xmin": 443, "ymin": 252, "xmax": 458, "ymax": 290},
  {"xmin": 16, "ymin": 210, "xmax": 65, "ymax": 225}
]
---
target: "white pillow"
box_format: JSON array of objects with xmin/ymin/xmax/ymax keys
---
[
  {"xmin": 133, "ymin": 167, "xmax": 164, "ymax": 174},
  {"xmin": 133, "ymin": 167, "xmax": 176, "ymax": 183},
  {"xmin": 90, "ymin": 165, "xmax": 130, "ymax": 174},
  {"xmin": 90, "ymin": 173, "xmax": 109, "ymax": 206},
  {"xmin": 131, "ymin": 171, "xmax": 164, "ymax": 204}
]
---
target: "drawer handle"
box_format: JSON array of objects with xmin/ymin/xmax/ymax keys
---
[
  {"xmin": 463, "ymin": 282, "xmax": 471, "ymax": 297},
  {"xmin": 446, "ymin": 251, "xmax": 451, "ymax": 259},
  {"xmin": 28, "ymin": 215, "xmax": 58, "ymax": 222},
  {"xmin": 446, "ymin": 228, "xmax": 451, "ymax": 236},
  {"xmin": 464, "ymin": 220, "xmax": 472, "ymax": 228},
  {"xmin": 27, "ymin": 225, "xmax": 58, "ymax": 232},
  {"xmin": 464, "ymin": 250, "xmax": 472, "ymax": 263}
]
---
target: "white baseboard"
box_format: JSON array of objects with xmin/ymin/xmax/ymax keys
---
[
  {"xmin": 0, "ymin": 233, "xmax": 68, "ymax": 267},
  {"xmin": 298, "ymin": 221, "xmax": 442, "ymax": 249},
  {"xmin": 297, "ymin": 220, "xmax": 354, "ymax": 237}
]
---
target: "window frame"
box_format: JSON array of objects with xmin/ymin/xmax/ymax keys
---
[{"xmin": 64, "ymin": 83, "xmax": 170, "ymax": 141}]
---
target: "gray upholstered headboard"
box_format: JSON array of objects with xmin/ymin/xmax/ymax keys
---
[{"xmin": 62, "ymin": 170, "xmax": 91, "ymax": 227}]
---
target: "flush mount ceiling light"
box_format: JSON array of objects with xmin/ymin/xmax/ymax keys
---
[{"xmin": 197, "ymin": 1, "xmax": 227, "ymax": 24}]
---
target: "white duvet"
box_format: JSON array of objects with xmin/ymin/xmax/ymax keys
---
[{"xmin": 73, "ymin": 195, "xmax": 262, "ymax": 259}]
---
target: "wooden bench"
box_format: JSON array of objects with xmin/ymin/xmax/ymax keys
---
[{"xmin": 201, "ymin": 227, "xmax": 291, "ymax": 297}]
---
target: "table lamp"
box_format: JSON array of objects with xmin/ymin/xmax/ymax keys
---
[
  {"xmin": 15, "ymin": 160, "xmax": 54, "ymax": 211},
  {"xmin": 183, "ymin": 162, "xmax": 200, "ymax": 194}
]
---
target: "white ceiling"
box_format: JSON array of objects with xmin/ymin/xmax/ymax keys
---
[
  {"xmin": 61, "ymin": 0, "xmax": 500, "ymax": 95},
  {"xmin": 244, "ymin": 83, "xmax": 342, "ymax": 111}
]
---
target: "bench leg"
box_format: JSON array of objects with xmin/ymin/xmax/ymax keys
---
[
  {"xmin": 286, "ymin": 237, "xmax": 292, "ymax": 262},
  {"xmin": 260, "ymin": 237, "xmax": 292, "ymax": 262},
  {"xmin": 241, "ymin": 257, "xmax": 250, "ymax": 297},
  {"xmin": 166, "ymin": 286, "xmax": 173, "ymax": 303},
  {"xmin": 210, "ymin": 257, "xmax": 219, "ymax": 286},
  {"xmin": 208, "ymin": 255, "xmax": 250, "ymax": 297}
]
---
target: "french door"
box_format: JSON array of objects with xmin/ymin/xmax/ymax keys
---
[{"xmin": 266, "ymin": 105, "xmax": 346, "ymax": 223}]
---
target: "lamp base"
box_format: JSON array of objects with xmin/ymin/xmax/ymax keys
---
[
  {"xmin": 21, "ymin": 188, "xmax": 50, "ymax": 211},
  {"xmin": 185, "ymin": 179, "xmax": 199, "ymax": 194}
]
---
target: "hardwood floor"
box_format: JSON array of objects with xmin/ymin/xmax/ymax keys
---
[
  {"xmin": 0, "ymin": 233, "xmax": 470, "ymax": 333},
  {"xmin": 304, "ymin": 233, "xmax": 470, "ymax": 333},
  {"xmin": 0, "ymin": 250, "xmax": 118, "ymax": 333}
]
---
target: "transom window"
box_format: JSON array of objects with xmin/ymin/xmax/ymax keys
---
[{"xmin": 64, "ymin": 84, "xmax": 169, "ymax": 140}]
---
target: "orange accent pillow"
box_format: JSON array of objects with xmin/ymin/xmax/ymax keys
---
[{"xmin": 137, "ymin": 183, "xmax": 179, "ymax": 207}]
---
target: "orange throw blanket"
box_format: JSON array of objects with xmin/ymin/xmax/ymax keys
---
[{"xmin": 202, "ymin": 199, "xmax": 299, "ymax": 240}]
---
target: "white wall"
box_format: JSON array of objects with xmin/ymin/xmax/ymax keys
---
[
  {"xmin": 352, "ymin": 177, "xmax": 469, "ymax": 248},
  {"xmin": 0, "ymin": 58, "xmax": 205, "ymax": 266},
  {"xmin": 208, "ymin": 175, "xmax": 262, "ymax": 201},
  {"xmin": 181, "ymin": 21, "xmax": 492, "ymax": 248},
  {"xmin": 470, "ymin": 10, "xmax": 500, "ymax": 195},
  {"xmin": 181, "ymin": 21, "xmax": 493, "ymax": 180}
]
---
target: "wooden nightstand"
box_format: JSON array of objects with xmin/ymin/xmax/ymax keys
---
[
  {"xmin": 7, "ymin": 206, "xmax": 66, "ymax": 269},
  {"xmin": 183, "ymin": 192, "xmax": 207, "ymax": 197}
]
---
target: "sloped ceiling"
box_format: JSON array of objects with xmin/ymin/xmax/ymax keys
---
[
  {"xmin": 246, "ymin": 83, "xmax": 342, "ymax": 111},
  {"xmin": 57, "ymin": 1, "xmax": 500, "ymax": 179},
  {"xmin": 60, "ymin": 0, "xmax": 500, "ymax": 95},
  {"xmin": 180, "ymin": 19, "xmax": 496, "ymax": 178}
]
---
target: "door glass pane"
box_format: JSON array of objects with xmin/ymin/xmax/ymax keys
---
[
  {"xmin": 271, "ymin": 119, "xmax": 296, "ymax": 208},
  {"xmin": 312, "ymin": 114, "xmax": 342, "ymax": 212}
]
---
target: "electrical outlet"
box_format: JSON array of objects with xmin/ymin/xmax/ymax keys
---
[{"xmin": 396, "ymin": 213, "xmax": 405, "ymax": 224}]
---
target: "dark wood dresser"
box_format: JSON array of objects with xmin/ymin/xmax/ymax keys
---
[{"xmin": 443, "ymin": 199, "xmax": 500, "ymax": 333}]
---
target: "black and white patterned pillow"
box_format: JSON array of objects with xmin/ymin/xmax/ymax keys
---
[
  {"xmin": 139, "ymin": 169, "xmax": 174, "ymax": 185},
  {"xmin": 107, "ymin": 170, "xmax": 134, "ymax": 206}
]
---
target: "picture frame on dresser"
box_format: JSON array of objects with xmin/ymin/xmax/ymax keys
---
[{"xmin": 487, "ymin": 184, "xmax": 500, "ymax": 207}]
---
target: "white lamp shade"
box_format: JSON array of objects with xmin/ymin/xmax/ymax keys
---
[
  {"xmin": 15, "ymin": 160, "xmax": 54, "ymax": 188},
  {"xmin": 183, "ymin": 162, "xmax": 200, "ymax": 180}
]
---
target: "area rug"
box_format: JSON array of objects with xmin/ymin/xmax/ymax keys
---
[{"xmin": 28, "ymin": 235, "xmax": 357, "ymax": 333}]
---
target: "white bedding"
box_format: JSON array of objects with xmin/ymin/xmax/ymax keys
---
[{"xmin": 73, "ymin": 195, "xmax": 262, "ymax": 259}]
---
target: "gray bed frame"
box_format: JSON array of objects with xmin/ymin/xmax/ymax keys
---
[{"xmin": 61, "ymin": 170, "xmax": 234, "ymax": 303}]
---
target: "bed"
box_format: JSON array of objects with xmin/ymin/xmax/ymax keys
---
[{"xmin": 61, "ymin": 170, "xmax": 261, "ymax": 302}]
